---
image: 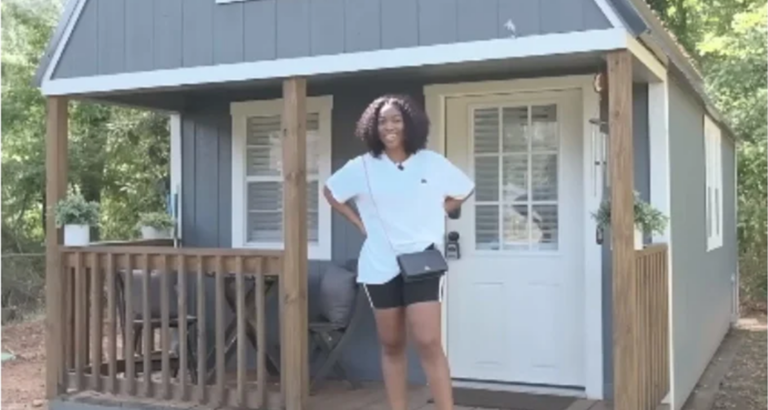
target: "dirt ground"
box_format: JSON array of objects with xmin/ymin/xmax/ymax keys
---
[
  {"xmin": 2, "ymin": 314, "xmax": 766, "ymax": 410},
  {"xmin": 2, "ymin": 316, "xmax": 47, "ymax": 410},
  {"xmin": 712, "ymin": 314, "xmax": 767, "ymax": 410}
]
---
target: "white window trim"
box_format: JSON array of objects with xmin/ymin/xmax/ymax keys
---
[
  {"xmin": 170, "ymin": 113, "xmax": 183, "ymax": 245},
  {"xmin": 230, "ymin": 96, "xmax": 334, "ymax": 260},
  {"xmin": 705, "ymin": 114, "xmax": 723, "ymax": 251}
]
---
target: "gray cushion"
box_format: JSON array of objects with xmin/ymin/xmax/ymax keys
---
[{"xmin": 319, "ymin": 264, "xmax": 358, "ymax": 326}]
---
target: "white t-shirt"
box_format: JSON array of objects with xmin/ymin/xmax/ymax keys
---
[{"xmin": 325, "ymin": 149, "xmax": 475, "ymax": 285}]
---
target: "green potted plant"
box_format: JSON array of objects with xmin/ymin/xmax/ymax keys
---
[
  {"xmin": 54, "ymin": 193, "xmax": 100, "ymax": 246},
  {"xmin": 592, "ymin": 192, "xmax": 668, "ymax": 249},
  {"xmin": 136, "ymin": 212, "xmax": 175, "ymax": 239}
]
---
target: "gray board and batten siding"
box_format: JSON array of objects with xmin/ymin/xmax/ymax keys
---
[
  {"xmin": 667, "ymin": 77, "xmax": 737, "ymax": 410},
  {"xmin": 52, "ymin": 0, "xmax": 612, "ymax": 79}
]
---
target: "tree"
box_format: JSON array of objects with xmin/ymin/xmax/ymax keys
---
[{"xmin": 648, "ymin": 0, "xmax": 767, "ymax": 308}]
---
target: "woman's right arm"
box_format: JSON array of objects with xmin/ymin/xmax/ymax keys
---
[
  {"xmin": 323, "ymin": 157, "xmax": 366, "ymax": 236},
  {"xmin": 323, "ymin": 186, "xmax": 366, "ymax": 236}
]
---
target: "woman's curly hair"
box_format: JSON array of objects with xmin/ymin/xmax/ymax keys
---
[{"xmin": 355, "ymin": 94, "xmax": 430, "ymax": 157}]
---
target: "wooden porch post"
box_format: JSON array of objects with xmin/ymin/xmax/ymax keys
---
[
  {"xmin": 45, "ymin": 96, "xmax": 69, "ymax": 398},
  {"xmin": 607, "ymin": 51, "xmax": 638, "ymax": 410},
  {"xmin": 281, "ymin": 77, "xmax": 309, "ymax": 410}
]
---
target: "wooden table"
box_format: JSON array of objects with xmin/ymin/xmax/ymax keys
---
[{"xmin": 204, "ymin": 274, "xmax": 280, "ymax": 383}]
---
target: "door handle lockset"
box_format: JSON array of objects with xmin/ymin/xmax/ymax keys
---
[{"xmin": 445, "ymin": 231, "xmax": 461, "ymax": 260}]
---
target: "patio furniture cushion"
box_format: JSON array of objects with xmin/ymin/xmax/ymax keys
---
[{"xmin": 318, "ymin": 264, "xmax": 357, "ymax": 327}]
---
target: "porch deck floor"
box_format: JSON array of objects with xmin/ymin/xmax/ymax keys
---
[{"xmin": 59, "ymin": 379, "xmax": 611, "ymax": 410}]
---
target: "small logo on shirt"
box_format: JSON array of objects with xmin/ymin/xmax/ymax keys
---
[{"xmin": 421, "ymin": 178, "xmax": 428, "ymax": 184}]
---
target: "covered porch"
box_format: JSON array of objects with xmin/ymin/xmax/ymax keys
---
[{"xmin": 43, "ymin": 51, "xmax": 670, "ymax": 410}]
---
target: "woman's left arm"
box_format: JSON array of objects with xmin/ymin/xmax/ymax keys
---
[{"xmin": 435, "ymin": 154, "xmax": 475, "ymax": 214}]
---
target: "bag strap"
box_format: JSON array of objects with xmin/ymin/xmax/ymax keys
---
[{"xmin": 361, "ymin": 156, "xmax": 397, "ymax": 254}]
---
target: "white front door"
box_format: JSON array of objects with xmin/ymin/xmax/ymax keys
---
[{"xmin": 444, "ymin": 89, "xmax": 585, "ymax": 387}]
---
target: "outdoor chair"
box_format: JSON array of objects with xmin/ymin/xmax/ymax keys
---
[{"xmin": 309, "ymin": 259, "xmax": 366, "ymax": 393}]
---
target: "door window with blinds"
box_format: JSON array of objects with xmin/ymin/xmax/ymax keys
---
[
  {"xmin": 230, "ymin": 97, "xmax": 333, "ymax": 260},
  {"xmin": 472, "ymin": 103, "xmax": 560, "ymax": 251}
]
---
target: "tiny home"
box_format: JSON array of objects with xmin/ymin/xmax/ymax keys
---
[{"xmin": 36, "ymin": 1, "xmax": 738, "ymax": 410}]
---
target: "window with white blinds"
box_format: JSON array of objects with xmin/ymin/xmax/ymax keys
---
[
  {"xmin": 473, "ymin": 104, "xmax": 559, "ymax": 251},
  {"xmin": 230, "ymin": 96, "xmax": 333, "ymax": 260},
  {"xmin": 245, "ymin": 114, "xmax": 320, "ymax": 243},
  {"xmin": 705, "ymin": 114, "xmax": 723, "ymax": 251}
]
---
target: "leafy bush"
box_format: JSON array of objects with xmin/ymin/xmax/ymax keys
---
[
  {"xmin": 54, "ymin": 193, "xmax": 100, "ymax": 227},
  {"xmin": 737, "ymin": 139, "xmax": 767, "ymax": 309},
  {"xmin": 1, "ymin": 253, "xmax": 45, "ymax": 322},
  {"xmin": 136, "ymin": 211, "xmax": 175, "ymax": 231}
]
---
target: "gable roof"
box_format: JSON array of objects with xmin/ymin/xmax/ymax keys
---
[
  {"xmin": 32, "ymin": 0, "xmax": 80, "ymax": 87},
  {"xmin": 33, "ymin": 0, "xmax": 733, "ymax": 138}
]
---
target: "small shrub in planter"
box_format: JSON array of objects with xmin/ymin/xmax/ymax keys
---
[
  {"xmin": 592, "ymin": 191, "xmax": 668, "ymax": 249},
  {"xmin": 136, "ymin": 212, "xmax": 175, "ymax": 239},
  {"xmin": 54, "ymin": 193, "xmax": 100, "ymax": 246}
]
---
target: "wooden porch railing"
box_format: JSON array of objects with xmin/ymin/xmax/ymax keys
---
[
  {"xmin": 633, "ymin": 244, "xmax": 670, "ymax": 410},
  {"xmin": 55, "ymin": 246, "xmax": 282, "ymax": 409}
]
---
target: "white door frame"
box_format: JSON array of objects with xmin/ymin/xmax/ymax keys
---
[{"xmin": 424, "ymin": 75, "xmax": 605, "ymax": 399}]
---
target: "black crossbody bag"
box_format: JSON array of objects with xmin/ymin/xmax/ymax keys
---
[{"xmin": 362, "ymin": 157, "xmax": 448, "ymax": 283}]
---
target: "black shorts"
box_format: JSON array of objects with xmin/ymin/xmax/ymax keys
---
[{"xmin": 363, "ymin": 273, "xmax": 445, "ymax": 310}]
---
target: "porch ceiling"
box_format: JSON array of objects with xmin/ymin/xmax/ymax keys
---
[{"xmin": 89, "ymin": 51, "xmax": 609, "ymax": 113}]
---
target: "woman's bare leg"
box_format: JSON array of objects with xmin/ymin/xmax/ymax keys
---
[
  {"xmin": 373, "ymin": 307, "xmax": 409, "ymax": 410},
  {"xmin": 407, "ymin": 301, "xmax": 453, "ymax": 410}
]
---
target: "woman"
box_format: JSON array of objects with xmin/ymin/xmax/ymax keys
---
[{"xmin": 323, "ymin": 95, "xmax": 474, "ymax": 410}]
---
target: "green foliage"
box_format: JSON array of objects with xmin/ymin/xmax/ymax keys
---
[
  {"xmin": 1, "ymin": 0, "xmax": 170, "ymax": 252},
  {"xmin": 1, "ymin": 254, "xmax": 45, "ymax": 316},
  {"xmin": 54, "ymin": 191, "xmax": 99, "ymax": 227},
  {"xmin": 136, "ymin": 212, "xmax": 175, "ymax": 231},
  {"xmin": 592, "ymin": 192, "xmax": 670, "ymax": 236},
  {"xmin": 648, "ymin": 0, "xmax": 768, "ymax": 308}
]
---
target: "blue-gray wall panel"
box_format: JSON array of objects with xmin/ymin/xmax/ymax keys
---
[
  {"xmin": 52, "ymin": 0, "xmax": 614, "ymax": 79},
  {"xmin": 310, "ymin": 0, "xmax": 345, "ymax": 56},
  {"xmin": 381, "ymin": 0, "xmax": 419, "ymax": 49},
  {"xmin": 418, "ymin": 0, "xmax": 459, "ymax": 45},
  {"xmin": 667, "ymin": 78, "xmax": 737, "ymax": 410},
  {"xmin": 125, "ymin": 0, "xmax": 154, "ymax": 73},
  {"xmin": 457, "ymin": 0, "xmax": 499, "ymax": 42},
  {"xmin": 153, "ymin": 0, "xmax": 183, "ymax": 70},
  {"xmin": 600, "ymin": 83, "xmax": 651, "ymax": 399},
  {"xmin": 182, "ymin": 0, "xmax": 214, "ymax": 68},
  {"xmin": 96, "ymin": 0, "xmax": 124, "ymax": 75},
  {"xmin": 243, "ymin": 0, "xmax": 277, "ymax": 62},
  {"xmin": 344, "ymin": 0, "xmax": 382, "ymax": 53},
  {"xmin": 276, "ymin": 0, "xmax": 311, "ymax": 59},
  {"xmin": 214, "ymin": 3, "xmax": 245, "ymax": 65}
]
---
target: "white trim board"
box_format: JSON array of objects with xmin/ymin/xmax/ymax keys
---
[
  {"xmin": 230, "ymin": 95, "xmax": 334, "ymax": 260},
  {"xmin": 593, "ymin": 0, "xmax": 628, "ymax": 29},
  {"xmin": 40, "ymin": 28, "xmax": 628, "ymax": 96},
  {"xmin": 648, "ymin": 77, "xmax": 675, "ymax": 408},
  {"xmin": 424, "ymin": 74, "xmax": 604, "ymax": 399},
  {"xmin": 170, "ymin": 114, "xmax": 182, "ymax": 245}
]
